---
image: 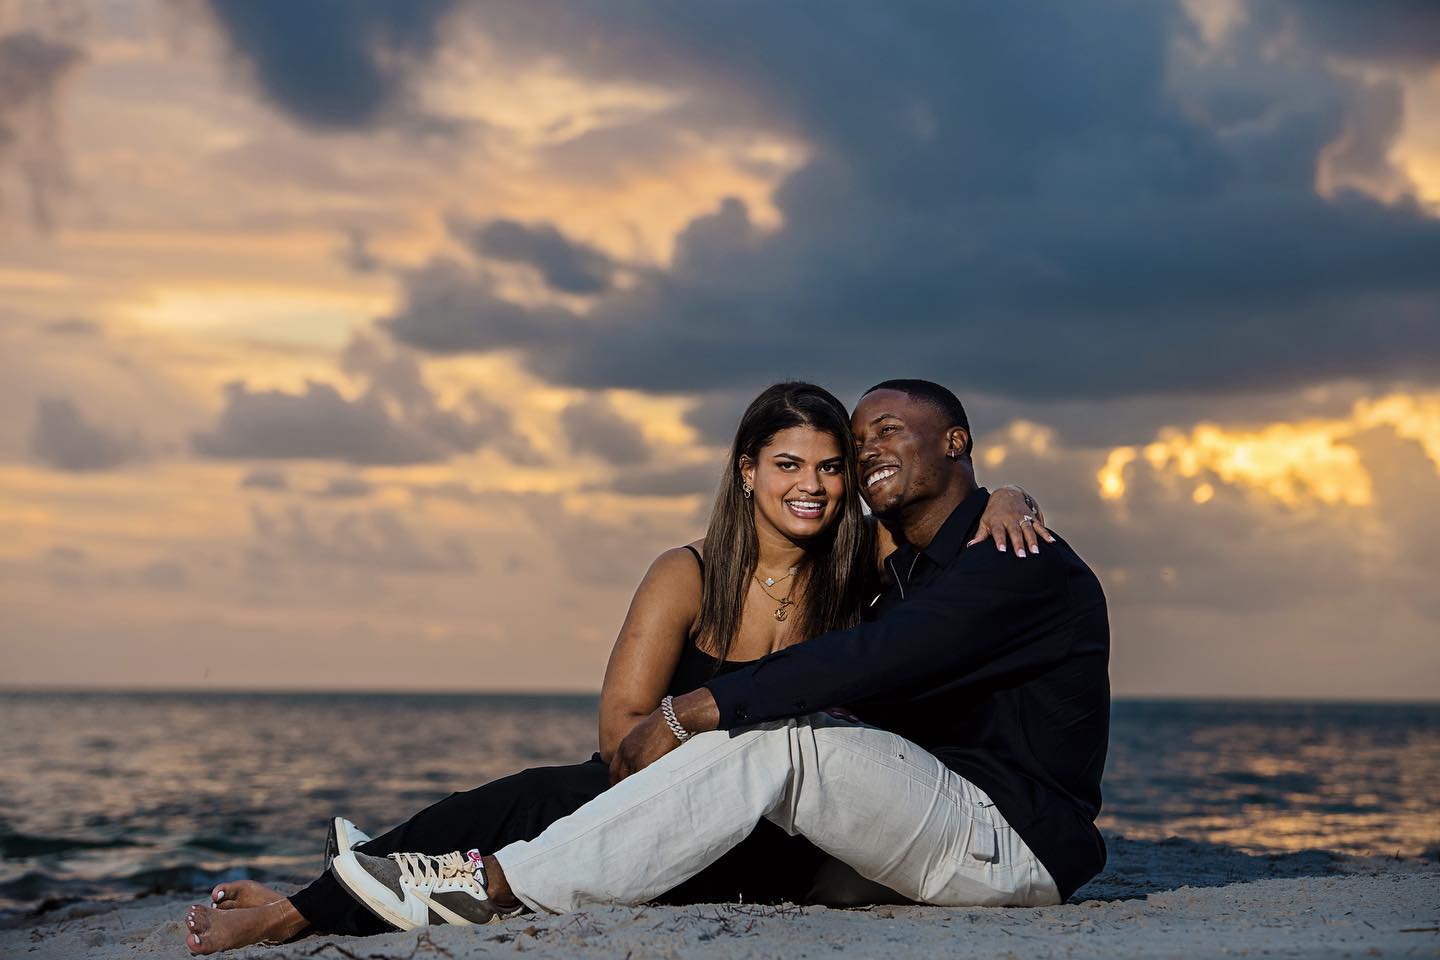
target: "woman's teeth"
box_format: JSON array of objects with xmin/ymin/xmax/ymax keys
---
[
  {"xmin": 786, "ymin": 500, "xmax": 825, "ymax": 518},
  {"xmin": 866, "ymin": 467, "xmax": 898, "ymax": 488}
]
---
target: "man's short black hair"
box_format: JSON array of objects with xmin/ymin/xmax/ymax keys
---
[{"xmin": 863, "ymin": 378, "xmax": 973, "ymax": 460}]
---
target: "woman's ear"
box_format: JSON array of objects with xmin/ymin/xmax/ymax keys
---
[{"xmin": 738, "ymin": 455, "xmax": 756, "ymax": 488}]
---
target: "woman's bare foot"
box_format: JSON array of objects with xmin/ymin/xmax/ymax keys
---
[
  {"xmin": 183, "ymin": 900, "xmax": 306, "ymax": 955},
  {"xmin": 211, "ymin": 878, "xmax": 285, "ymax": 910}
]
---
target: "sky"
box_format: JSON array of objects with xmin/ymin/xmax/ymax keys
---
[{"xmin": 2, "ymin": 0, "xmax": 1438, "ymax": 699}]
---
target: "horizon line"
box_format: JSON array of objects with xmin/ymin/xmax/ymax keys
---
[{"xmin": 0, "ymin": 685, "xmax": 1436, "ymax": 707}]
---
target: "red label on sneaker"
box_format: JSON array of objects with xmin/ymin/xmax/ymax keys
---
[{"xmin": 466, "ymin": 849, "xmax": 483, "ymax": 865}]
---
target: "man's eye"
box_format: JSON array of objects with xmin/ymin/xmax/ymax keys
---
[{"xmin": 880, "ymin": 424, "xmax": 898, "ymax": 435}]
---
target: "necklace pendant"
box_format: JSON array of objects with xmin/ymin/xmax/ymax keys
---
[
  {"xmin": 774, "ymin": 606, "xmax": 788, "ymax": 622},
  {"xmin": 764, "ymin": 577, "xmax": 775, "ymax": 586}
]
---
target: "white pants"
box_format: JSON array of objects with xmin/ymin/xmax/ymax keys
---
[{"xmin": 495, "ymin": 714, "xmax": 1060, "ymax": 913}]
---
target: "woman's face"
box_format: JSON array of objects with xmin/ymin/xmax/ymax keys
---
[{"xmin": 741, "ymin": 425, "xmax": 848, "ymax": 544}]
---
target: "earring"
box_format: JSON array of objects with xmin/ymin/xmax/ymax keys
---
[{"xmin": 742, "ymin": 480, "xmax": 753, "ymax": 499}]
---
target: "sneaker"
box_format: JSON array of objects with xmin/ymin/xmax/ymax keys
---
[
  {"xmin": 330, "ymin": 848, "xmax": 509, "ymax": 929},
  {"xmin": 323, "ymin": 817, "xmax": 372, "ymax": 871}
]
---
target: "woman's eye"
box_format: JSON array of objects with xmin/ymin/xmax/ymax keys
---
[
  {"xmin": 821, "ymin": 463, "xmax": 841, "ymax": 474},
  {"xmin": 777, "ymin": 462, "xmax": 797, "ymax": 470}
]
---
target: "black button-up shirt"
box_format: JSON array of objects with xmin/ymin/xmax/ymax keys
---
[{"xmin": 706, "ymin": 488, "xmax": 1110, "ymax": 901}]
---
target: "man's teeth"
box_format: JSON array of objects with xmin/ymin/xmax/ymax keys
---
[{"xmin": 866, "ymin": 467, "xmax": 898, "ymax": 487}]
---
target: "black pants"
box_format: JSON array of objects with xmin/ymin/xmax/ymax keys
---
[{"xmin": 289, "ymin": 755, "xmax": 831, "ymax": 935}]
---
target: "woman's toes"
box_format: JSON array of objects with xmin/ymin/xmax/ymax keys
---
[{"xmin": 211, "ymin": 878, "xmax": 284, "ymax": 909}]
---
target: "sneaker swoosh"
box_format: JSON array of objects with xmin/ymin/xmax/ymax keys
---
[{"xmin": 418, "ymin": 890, "xmax": 492, "ymax": 925}]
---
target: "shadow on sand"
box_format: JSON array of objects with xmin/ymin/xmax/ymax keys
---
[{"xmin": 1075, "ymin": 834, "xmax": 1350, "ymax": 902}]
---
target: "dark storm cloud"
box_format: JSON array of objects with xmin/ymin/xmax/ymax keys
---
[
  {"xmin": 1274, "ymin": 0, "xmax": 1440, "ymax": 67},
  {"xmin": 194, "ymin": 335, "xmax": 538, "ymax": 466},
  {"xmin": 380, "ymin": 258, "xmax": 572, "ymax": 354},
  {"xmin": 193, "ymin": 380, "xmax": 452, "ymax": 464},
  {"xmin": 386, "ymin": 1, "xmax": 1440, "ymax": 401},
  {"xmin": 202, "ymin": 0, "xmax": 457, "ymax": 129},
  {"xmin": 559, "ymin": 397, "xmax": 651, "ymax": 466},
  {"xmin": 462, "ymin": 218, "xmax": 617, "ymax": 295},
  {"xmin": 29, "ymin": 397, "xmax": 144, "ymax": 471}
]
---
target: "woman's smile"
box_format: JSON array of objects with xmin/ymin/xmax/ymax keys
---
[{"xmin": 784, "ymin": 497, "xmax": 827, "ymax": 521}]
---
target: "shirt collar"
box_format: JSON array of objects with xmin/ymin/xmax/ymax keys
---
[{"xmin": 896, "ymin": 486, "xmax": 990, "ymax": 573}]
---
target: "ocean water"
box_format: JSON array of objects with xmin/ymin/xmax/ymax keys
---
[{"xmin": 0, "ymin": 693, "xmax": 1435, "ymax": 920}]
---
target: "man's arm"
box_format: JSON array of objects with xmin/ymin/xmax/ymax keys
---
[
  {"xmin": 610, "ymin": 548, "xmax": 1084, "ymax": 782},
  {"xmin": 704, "ymin": 550, "xmax": 1072, "ymax": 724}
]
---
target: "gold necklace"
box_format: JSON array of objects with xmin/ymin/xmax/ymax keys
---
[
  {"xmin": 756, "ymin": 565, "xmax": 798, "ymax": 589},
  {"xmin": 753, "ymin": 567, "xmax": 799, "ymax": 621}
]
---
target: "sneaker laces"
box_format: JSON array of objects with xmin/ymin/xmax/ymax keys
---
[{"xmin": 389, "ymin": 851, "xmax": 487, "ymax": 897}]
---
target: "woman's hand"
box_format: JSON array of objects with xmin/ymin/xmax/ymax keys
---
[
  {"xmin": 969, "ymin": 484, "xmax": 1054, "ymax": 557},
  {"xmin": 609, "ymin": 709, "xmax": 682, "ymax": 784}
]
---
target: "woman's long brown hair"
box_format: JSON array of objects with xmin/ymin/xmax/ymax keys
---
[{"xmin": 696, "ymin": 382, "xmax": 873, "ymax": 665}]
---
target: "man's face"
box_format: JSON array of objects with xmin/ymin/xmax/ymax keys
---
[{"xmin": 851, "ymin": 389, "xmax": 955, "ymax": 519}]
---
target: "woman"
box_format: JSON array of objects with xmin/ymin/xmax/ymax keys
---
[{"xmin": 182, "ymin": 382, "xmax": 1048, "ymax": 953}]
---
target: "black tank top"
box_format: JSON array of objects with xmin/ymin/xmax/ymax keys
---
[{"xmin": 665, "ymin": 545, "xmax": 758, "ymax": 696}]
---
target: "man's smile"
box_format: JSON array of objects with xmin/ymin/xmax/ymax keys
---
[{"xmin": 864, "ymin": 464, "xmax": 899, "ymax": 489}]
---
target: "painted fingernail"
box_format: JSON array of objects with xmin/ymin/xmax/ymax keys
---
[
  {"xmin": 997, "ymin": 543, "xmax": 1006, "ymax": 552},
  {"xmin": 1016, "ymin": 548, "xmax": 1026, "ymax": 557}
]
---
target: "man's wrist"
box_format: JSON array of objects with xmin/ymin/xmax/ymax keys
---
[{"xmin": 670, "ymin": 689, "xmax": 720, "ymax": 734}]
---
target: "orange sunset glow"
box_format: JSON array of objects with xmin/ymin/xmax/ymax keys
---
[{"xmin": 2, "ymin": 0, "xmax": 1438, "ymax": 700}]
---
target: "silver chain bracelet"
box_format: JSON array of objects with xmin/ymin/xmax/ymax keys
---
[{"xmin": 660, "ymin": 695, "xmax": 691, "ymax": 742}]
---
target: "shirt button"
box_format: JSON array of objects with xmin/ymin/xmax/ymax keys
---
[
  {"xmin": 737, "ymin": 709, "xmax": 750, "ymax": 721},
  {"xmin": 793, "ymin": 700, "xmax": 807, "ymax": 712}
]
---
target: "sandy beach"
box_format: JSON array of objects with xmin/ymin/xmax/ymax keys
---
[{"xmin": 6, "ymin": 837, "xmax": 1435, "ymax": 959}]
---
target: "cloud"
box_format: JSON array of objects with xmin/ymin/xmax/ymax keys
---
[
  {"xmin": 462, "ymin": 218, "xmax": 617, "ymax": 295},
  {"xmin": 559, "ymin": 396, "xmax": 652, "ymax": 466},
  {"xmin": 240, "ymin": 468, "xmax": 289, "ymax": 491},
  {"xmin": 1273, "ymin": 0, "xmax": 1440, "ymax": 68},
  {"xmin": 247, "ymin": 503, "xmax": 474, "ymax": 573},
  {"xmin": 201, "ymin": 0, "xmax": 458, "ymax": 129},
  {"xmin": 607, "ymin": 461, "xmax": 722, "ymax": 498},
  {"xmin": 1096, "ymin": 390, "xmax": 1440, "ymax": 508},
  {"xmin": 380, "ymin": 258, "xmax": 571, "ymax": 354},
  {"xmin": 372, "ymin": 2, "xmax": 1440, "ymax": 403},
  {"xmin": 29, "ymin": 397, "xmax": 145, "ymax": 471},
  {"xmin": 0, "ymin": 30, "xmax": 84, "ymax": 227},
  {"xmin": 42, "ymin": 318, "xmax": 101, "ymax": 337},
  {"xmin": 193, "ymin": 380, "xmax": 451, "ymax": 465},
  {"xmin": 193, "ymin": 335, "xmax": 538, "ymax": 466},
  {"xmin": 337, "ymin": 227, "xmax": 384, "ymax": 274},
  {"xmin": 313, "ymin": 475, "xmax": 375, "ymax": 499}
]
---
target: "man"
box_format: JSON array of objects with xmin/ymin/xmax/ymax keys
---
[{"xmin": 334, "ymin": 379, "xmax": 1110, "ymax": 924}]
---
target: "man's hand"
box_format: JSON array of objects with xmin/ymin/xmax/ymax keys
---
[{"xmin": 609, "ymin": 709, "xmax": 682, "ymax": 784}]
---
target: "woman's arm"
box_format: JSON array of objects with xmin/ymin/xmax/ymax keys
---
[{"xmin": 597, "ymin": 544, "xmax": 703, "ymax": 763}]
